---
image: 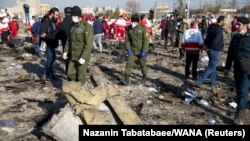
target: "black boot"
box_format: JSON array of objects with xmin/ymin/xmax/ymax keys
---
[
  {"xmin": 234, "ymin": 109, "xmax": 245, "ymax": 125},
  {"xmin": 179, "ymin": 48, "xmax": 184, "ymax": 60},
  {"xmin": 142, "ymin": 74, "xmax": 147, "ymax": 85},
  {"xmin": 124, "ymin": 74, "xmax": 130, "ymax": 85}
]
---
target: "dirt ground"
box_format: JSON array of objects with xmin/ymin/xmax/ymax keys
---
[{"xmin": 0, "ymin": 24, "xmax": 249, "ymax": 140}]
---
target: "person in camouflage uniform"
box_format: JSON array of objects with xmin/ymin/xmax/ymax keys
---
[
  {"xmin": 63, "ymin": 6, "xmax": 93, "ymax": 84},
  {"xmin": 176, "ymin": 17, "xmax": 188, "ymax": 60},
  {"xmin": 124, "ymin": 14, "xmax": 149, "ymax": 85}
]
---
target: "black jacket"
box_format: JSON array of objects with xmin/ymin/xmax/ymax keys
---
[
  {"xmin": 40, "ymin": 15, "xmax": 58, "ymax": 48},
  {"xmin": 225, "ymin": 30, "xmax": 250, "ymax": 71},
  {"xmin": 166, "ymin": 20, "xmax": 174, "ymax": 34},
  {"xmin": 204, "ymin": 24, "xmax": 224, "ymax": 51},
  {"xmin": 57, "ymin": 16, "xmax": 74, "ymax": 48},
  {"xmin": 23, "ymin": 4, "xmax": 29, "ymax": 13}
]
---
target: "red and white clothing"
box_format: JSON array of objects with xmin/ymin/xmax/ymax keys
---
[
  {"xmin": 114, "ymin": 18, "xmax": 126, "ymax": 40},
  {"xmin": 182, "ymin": 27, "xmax": 204, "ymax": 80},
  {"xmin": 182, "ymin": 28, "xmax": 203, "ymax": 55},
  {"xmin": 140, "ymin": 19, "xmax": 152, "ymax": 43},
  {"xmin": 0, "ymin": 18, "xmax": 10, "ymax": 32}
]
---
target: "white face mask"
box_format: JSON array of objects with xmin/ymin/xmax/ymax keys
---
[
  {"xmin": 72, "ymin": 16, "xmax": 80, "ymax": 23},
  {"xmin": 132, "ymin": 22, "xmax": 138, "ymax": 28}
]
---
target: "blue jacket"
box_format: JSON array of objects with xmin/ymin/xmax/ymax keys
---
[
  {"xmin": 93, "ymin": 20, "xmax": 104, "ymax": 35},
  {"xmin": 204, "ymin": 24, "xmax": 224, "ymax": 51},
  {"xmin": 32, "ymin": 21, "xmax": 41, "ymax": 36}
]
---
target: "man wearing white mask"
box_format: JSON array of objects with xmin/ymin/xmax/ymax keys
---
[
  {"xmin": 63, "ymin": 6, "xmax": 94, "ymax": 84},
  {"xmin": 124, "ymin": 14, "xmax": 149, "ymax": 85}
]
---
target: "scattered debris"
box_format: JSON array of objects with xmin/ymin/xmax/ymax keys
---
[
  {"xmin": 200, "ymin": 56, "xmax": 209, "ymax": 62},
  {"xmin": 197, "ymin": 99, "xmax": 210, "ymax": 107},
  {"xmin": 148, "ymin": 87, "xmax": 159, "ymax": 93},
  {"xmin": 1, "ymin": 127, "xmax": 15, "ymax": 133},
  {"xmin": 184, "ymin": 91, "xmax": 198, "ymax": 103},
  {"xmin": 0, "ymin": 119, "xmax": 17, "ymax": 127},
  {"xmin": 3, "ymin": 75, "xmax": 46, "ymax": 92},
  {"xmin": 132, "ymin": 103, "xmax": 143, "ymax": 115},
  {"xmin": 107, "ymin": 95, "xmax": 143, "ymax": 124},
  {"xmin": 61, "ymin": 66, "xmax": 143, "ymax": 125},
  {"xmin": 43, "ymin": 104, "xmax": 82, "ymax": 141},
  {"xmin": 158, "ymin": 95, "xmax": 164, "ymax": 100},
  {"xmin": 229, "ymin": 101, "xmax": 237, "ymax": 109},
  {"xmin": 190, "ymin": 112, "xmax": 206, "ymax": 117},
  {"xmin": 162, "ymin": 98, "xmax": 183, "ymax": 105},
  {"xmin": 146, "ymin": 100, "xmax": 152, "ymax": 105},
  {"xmin": 15, "ymin": 54, "xmax": 38, "ymax": 61},
  {"xmin": 207, "ymin": 119, "xmax": 216, "ymax": 125}
]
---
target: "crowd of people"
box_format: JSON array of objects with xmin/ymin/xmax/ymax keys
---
[
  {"xmin": 0, "ymin": 4, "xmax": 250, "ymax": 125},
  {"xmin": 0, "ymin": 9, "xmax": 19, "ymax": 44}
]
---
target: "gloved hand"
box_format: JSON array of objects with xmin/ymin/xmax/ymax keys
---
[
  {"xmin": 127, "ymin": 48, "xmax": 133, "ymax": 57},
  {"xmin": 78, "ymin": 58, "xmax": 86, "ymax": 65},
  {"xmin": 140, "ymin": 52, "xmax": 147, "ymax": 58},
  {"xmin": 63, "ymin": 53, "xmax": 68, "ymax": 60}
]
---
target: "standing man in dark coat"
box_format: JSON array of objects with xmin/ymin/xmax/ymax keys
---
[
  {"xmin": 57, "ymin": 7, "xmax": 74, "ymax": 75},
  {"xmin": 23, "ymin": 3, "xmax": 30, "ymax": 24},
  {"xmin": 224, "ymin": 17, "xmax": 250, "ymax": 125},
  {"xmin": 165, "ymin": 15, "xmax": 175, "ymax": 48},
  {"xmin": 196, "ymin": 16, "xmax": 225, "ymax": 94},
  {"xmin": 40, "ymin": 7, "xmax": 60, "ymax": 81},
  {"xmin": 57, "ymin": 7, "xmax": 74, "ymax": 51}
]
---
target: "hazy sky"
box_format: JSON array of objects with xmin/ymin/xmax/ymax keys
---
[{"xmin": 0, "ymin": 0, "xmax": 250, "ymax": 11}]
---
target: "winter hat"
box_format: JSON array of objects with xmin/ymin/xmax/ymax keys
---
[
  {"xmin": 64, "ymin": 7, "xmax": 72, "ymax": 14},
  {"xmin": 71, "ymin": 6, "xmax": 82, "ymax": 17}
]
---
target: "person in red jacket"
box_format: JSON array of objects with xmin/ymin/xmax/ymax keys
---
[
  {"xmin": 102, "ymin": 17, "xmax": 109, "ymax": 40},
  {"xmin": 82, "ymin": 13, "xmax": 87, "ymax": 22},
  {"xmin": 231, "ymin": 16, "xmax": 238, "ymax": 37},
  {"xmin": 140, "ymin": 14, "xmax": 153, "ymax": 46},
  {"xmin": 9, "ymin": 17, "xmax": 19, "ymax": 39},
  {"xmin": 115, "ymin": 15, "xmax": 126, "ymax": 41},
  {"xmin": 0, "ymin": 17, "xmax": 3, "ymax": 43},
  {"xmin": 106, "ymin": 16, "xmax": 112, "ymax": 39}
]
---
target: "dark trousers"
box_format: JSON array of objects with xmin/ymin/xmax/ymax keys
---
[
  {"xmin": 179, "ymin": 48, "xmax": 184, "ymax": 59},
  {"xmin": 1, "ymin": 31, "xmax": 9, "ymax": 43},
  {"xmin": 185, "ymin": 54, "xmax": 199, "ymax": 80},
  {"xmin": 161, "ymin": 29, "xmax": 166, "ymax": 40},
  {"xmin": 234, "ymin": 68, "xmax": 250, "ymax": 110},
  {"xmin": 165, "ymin": 33, "xmax": 175, "ymax": 48}
]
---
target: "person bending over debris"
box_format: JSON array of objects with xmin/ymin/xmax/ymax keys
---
[
  {"xmin": 124, "ymin": 14, "xmax": 149, "ymax": 85},
  {"xmin": 63, "ymin": 6, "xmax": 93, "ymax": 84},
  {"xmin": 224, "ymin": 17, "xmax": 250, "ymax": 125}
]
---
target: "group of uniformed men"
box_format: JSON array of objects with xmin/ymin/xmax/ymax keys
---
[{"xmin": 39, "ymin": 5, "xmax": 250, "ymax": 125}]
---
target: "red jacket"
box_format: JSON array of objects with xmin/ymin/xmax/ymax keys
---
[
  {"xmin": 9, "ymin": 21, "xmax": 19, "ymax": 31},
  {"xmin": 102, "ymin": 20, "xmax": 108, "ymax": 30},
  {"xmin": 82, "ymin": 14, "xmax": 87, "ymax": 22},
  {"xmin": 231, "ymin": 19, "xmax": 237, "ymax": 32}
]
